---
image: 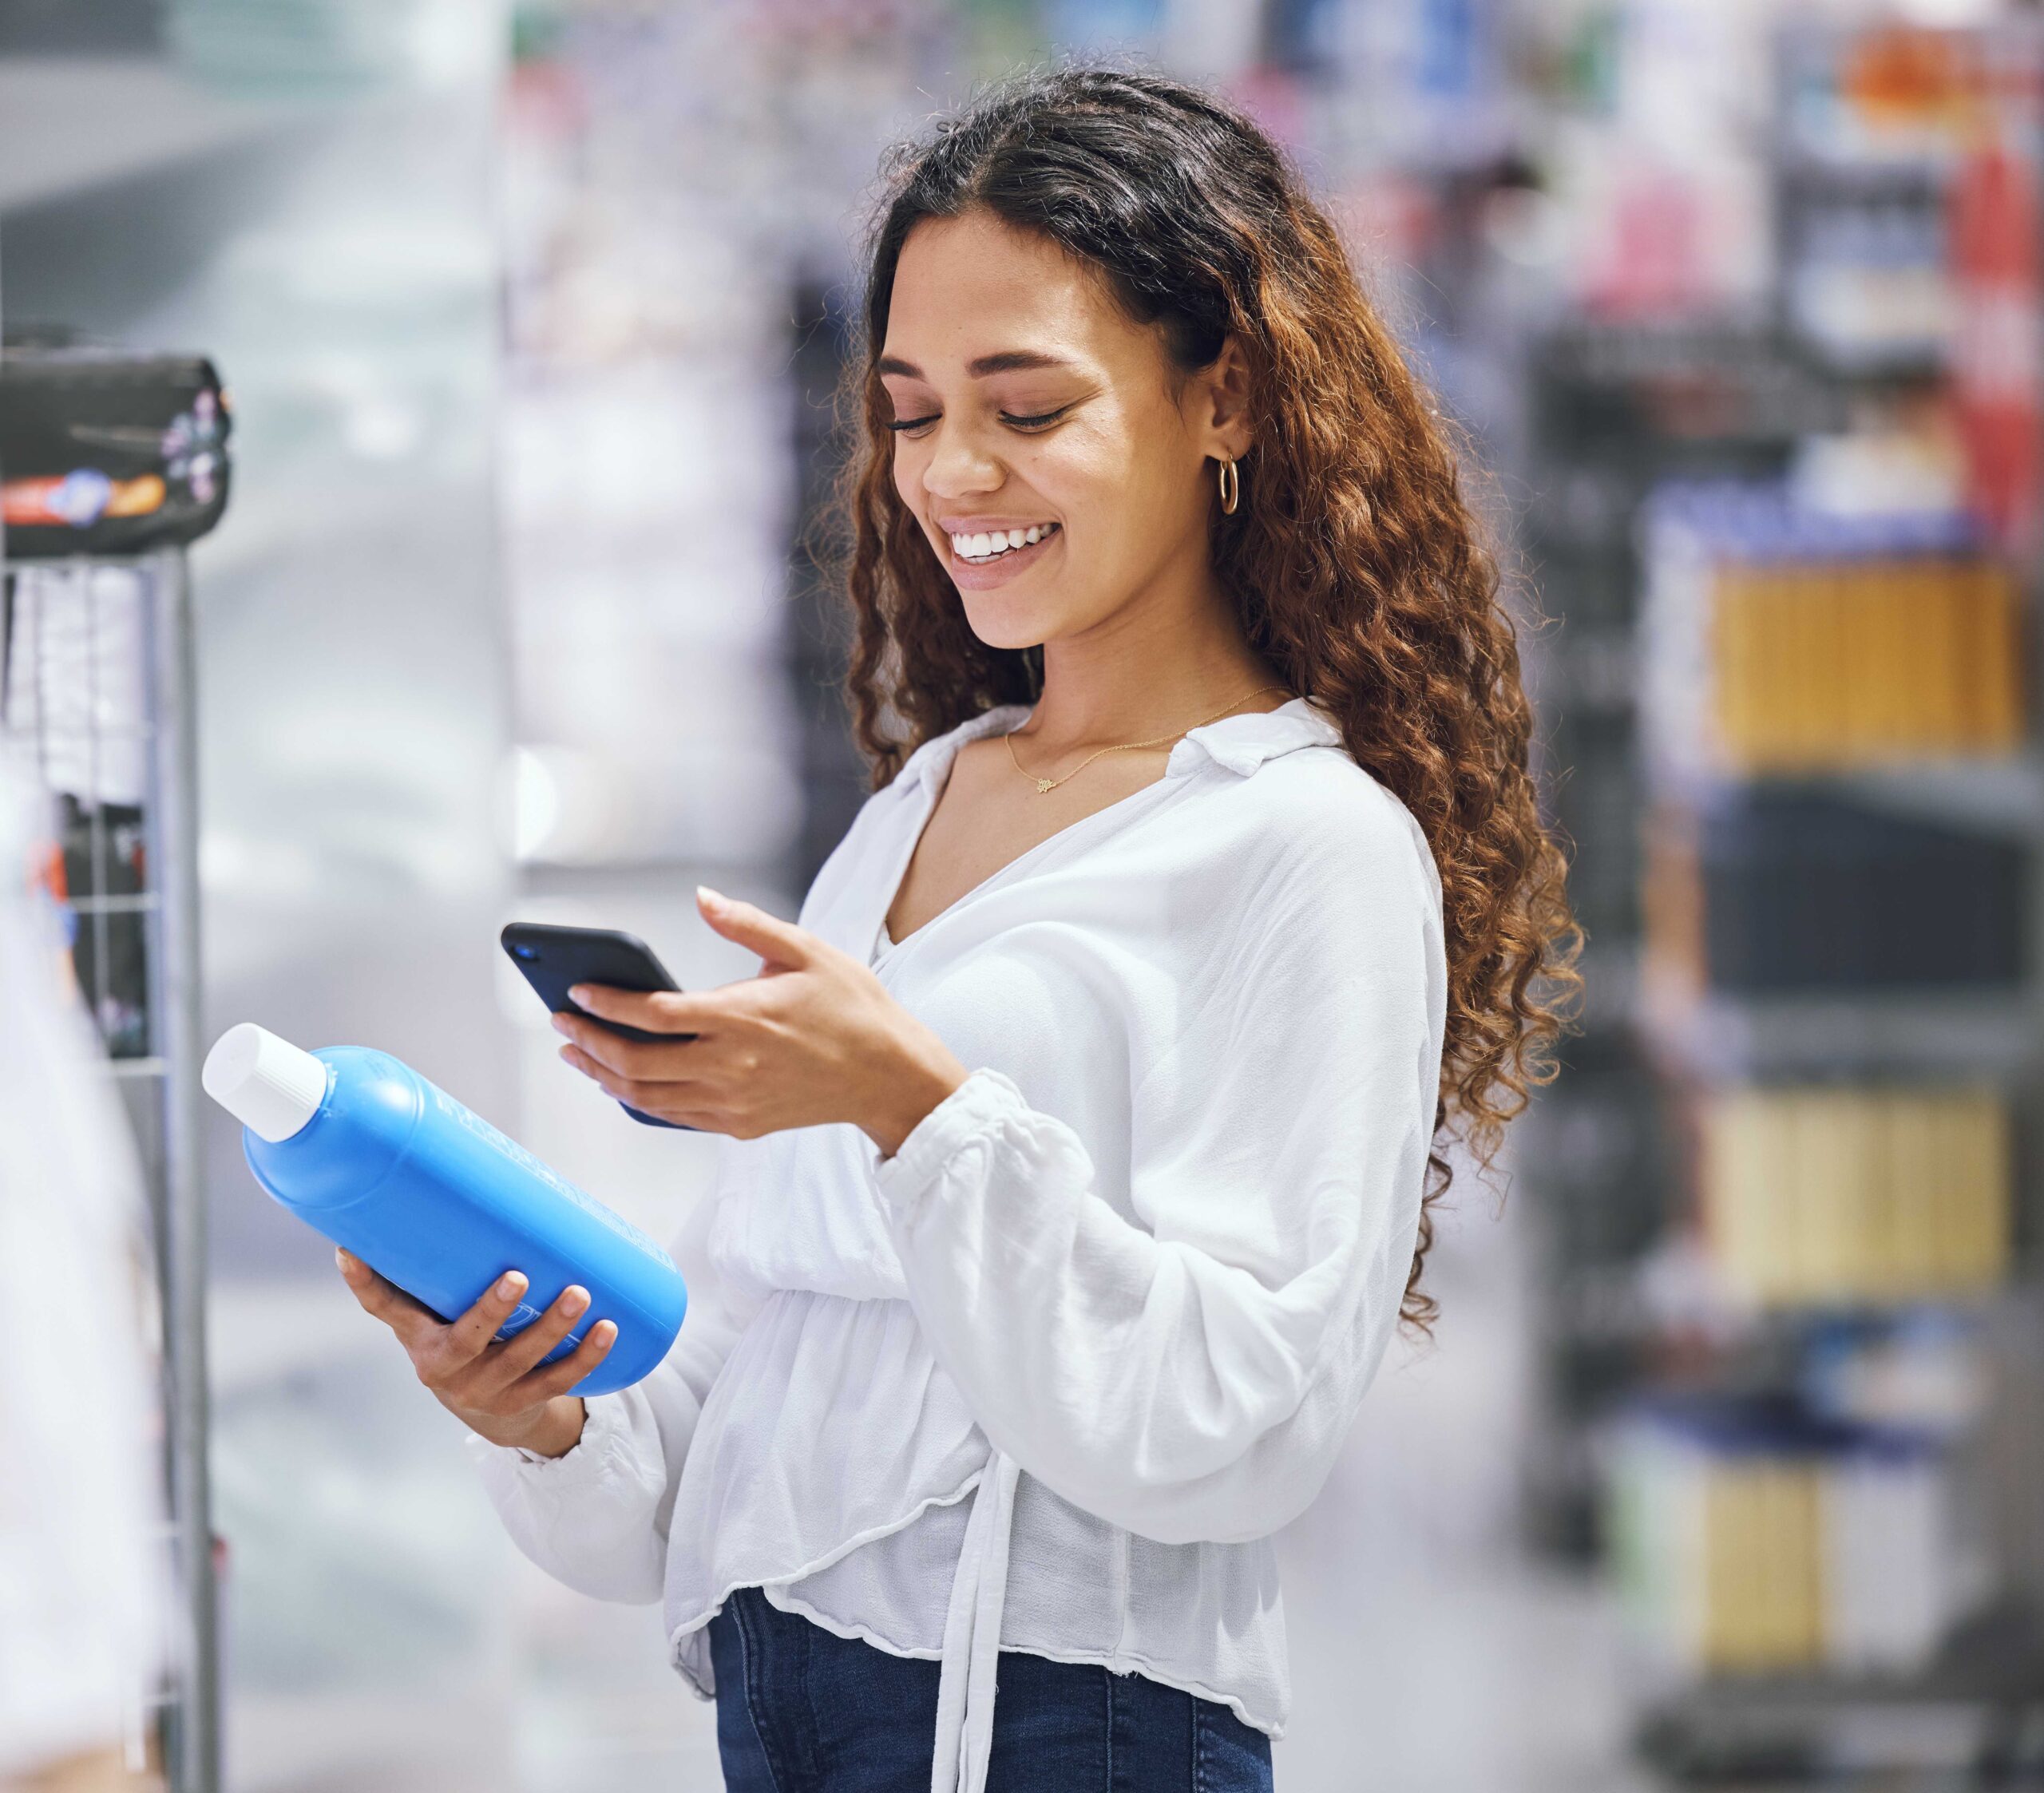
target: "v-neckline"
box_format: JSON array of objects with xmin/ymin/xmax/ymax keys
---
[
  {"xmin": 869, "ymin": 694, "xmax": 1320, "ymax": 968},
  {"xmin": 871, "ymin": 710, "xmax": 1159, "ymax": 966}
]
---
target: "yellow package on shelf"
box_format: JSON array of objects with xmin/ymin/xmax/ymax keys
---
[
  {"xmin": 1700, "ymin": 1086, "xmax": 2010, "ymax": 1307},
  {"xmin": 1609, "ymin": 1413, "xmax": 1961, "ymax": 1681},
  {"xmin": 1935, "ymin": 1091, "xmax": 2012, "ymax": 1291},
  {"xmin": 1699, "ymin": 1458, "xmax": 1824, "ymax": 1672},
  {"xmin": 1707, "ymin": 558, "xmax": 2025, "ymax": 772},
  {"xmin": 1961, "ymin": 560, "xmax": 2025, "ymax": 755}
]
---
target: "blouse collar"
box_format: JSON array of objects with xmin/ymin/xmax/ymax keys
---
[
  {"xmin": 892, "ymin": 694, "xmax": 1343, "ymax": 798},
  {"xmin": 1168, "ymin": 694, "xmax": 1344, "ymax": 777}
]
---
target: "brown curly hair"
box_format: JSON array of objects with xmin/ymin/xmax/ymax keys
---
[{"xmin": 827, "ymin": 65, "xmax": 1581, "ymax": 1337}]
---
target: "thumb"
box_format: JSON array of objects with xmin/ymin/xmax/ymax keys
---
[{"xmin": 698, "ymin": 885, "xmax": 812, "ymax": 969}]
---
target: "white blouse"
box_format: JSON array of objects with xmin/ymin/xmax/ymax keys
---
[{"xmin": 471, "ymin": 695, "xmax": 1447, "ymax": 1793}]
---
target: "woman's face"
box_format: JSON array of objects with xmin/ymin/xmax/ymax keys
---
[{"xmin": 880, "ymin": 208, "xmax": 1245, "ymax": 654}]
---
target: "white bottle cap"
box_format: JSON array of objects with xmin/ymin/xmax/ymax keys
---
[{"xmin": 202, "ymin": 1023, "xmax": 330, "ymax": 1143}]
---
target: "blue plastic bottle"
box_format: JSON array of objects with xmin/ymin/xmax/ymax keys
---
[{"xmin": 202, "ymin": 1023, "xmax": 687, "ymax": 1396}]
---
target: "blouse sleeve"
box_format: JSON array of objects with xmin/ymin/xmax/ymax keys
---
[
  {"xmin": 870, "ymin": 796, "xmax": 1445, "ymax": 1547},
  {"xmin": 466, "ymin": 1138, "xmax": 763, "ymax": 1602}
]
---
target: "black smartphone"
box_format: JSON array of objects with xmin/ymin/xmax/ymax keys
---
[{"xmin": 501, "ymin": 921, "xmax": 696, "ymax": 1130}]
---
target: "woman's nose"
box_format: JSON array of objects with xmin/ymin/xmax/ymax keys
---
[{"xmin": 921, "ymin": 425, "xmax": 1004, "ymax": 499}]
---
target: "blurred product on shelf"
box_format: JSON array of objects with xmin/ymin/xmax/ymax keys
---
[
  {"xmin": 1700, "ymin": 1086, "xmax": 2010, "ymax": 1307},
  {"xmin": 1710, "ymin": 557, "xmax": 2019, "ymax": 770},
  {"xmin": 1788, "ymin": 409, "xmax": 1968, "ymax": 520},
  {"xmin": 1782, "ymin": 22, "xmax": 1992, "ymax": 168},
  {"xmin": 1780, "ymin": 18, "xmax": 2044, "ymax": 543},
  {"xmin": 57, "ymin": 797, "xmax": 152, "ymax": 1059},
  {"xmin": 2, "ymin": 564, "xmax": 157, "ymax": 1057},
  {"xmin": 2, "ymin": 563, "xmax": 152, "ymax": 805},
  {"xmin": 0, "ymin": 349, "xmax": 231, "ymax": 560},
  {"xmin": 1949, "ymin": 129, "xmax": 2042, "ymax": 551},
  {"xmin": 1799, "ymin": 1310, "xmax": 1993, "ymax": 1439},
  {"xmin": 1788, "ymin": 198, "xmax": 1951, "ymax": 370},
  {"xmin": 1609, "ymin": 1399, "xmax": 1964, "ymax": 1676},
  {"xmin": 1640, "ymin": 485, "xmax": 2023, "ymax": 778},
  {"xmin": 1646, "ymin": 790, "xmax": 2026, "ymax": 995}
]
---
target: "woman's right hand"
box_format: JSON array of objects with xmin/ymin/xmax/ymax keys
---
[{"xmin": 335, "ymin": 1247, "xmax": 616, "ymax": 1459}]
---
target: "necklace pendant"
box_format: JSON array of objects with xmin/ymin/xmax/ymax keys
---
[{"xmin": 1036, "ymin": 778, "xmax": 1056, "ymax": 794}]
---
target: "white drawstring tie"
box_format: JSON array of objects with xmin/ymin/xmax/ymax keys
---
[{"xmin": 929, "ymin": 1450, "xmax": 1020, "ymax": 1793}]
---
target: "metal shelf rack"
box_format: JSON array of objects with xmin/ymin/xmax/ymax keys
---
[
  {"xmin": 0, "ymin": 548, "xmax": 216, "ymax": 1791},
  {"xmin": 1, "ymin": 337, "xmax": 229, "ymax": 1790}
]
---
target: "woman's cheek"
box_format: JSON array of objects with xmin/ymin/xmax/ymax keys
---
[{"xmin": 1032, "ymin": 434, "xmax": 1111, "ymax": 512}]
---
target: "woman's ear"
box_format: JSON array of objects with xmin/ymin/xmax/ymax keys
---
[{"xmin": 1194, "ymin": 334, "xmax": 1254, "ymax": 461}]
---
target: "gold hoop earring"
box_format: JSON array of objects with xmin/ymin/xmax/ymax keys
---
[{"xmin": 1218, "ymin": 455, "xmax": 1241, "ymax": 517}]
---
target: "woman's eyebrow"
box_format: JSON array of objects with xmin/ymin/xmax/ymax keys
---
[
  {"xmin": 877, "ymin": 350, "xmax": 1077, "ymax": 379},
  {"xmin": 962, "ymin": 350, "xmax": 1077, "ymax": 377}
]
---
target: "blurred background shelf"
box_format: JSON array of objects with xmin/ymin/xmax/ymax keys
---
[
  {"xmin": 1520, "ymin": 20, "xmax": 2044, "ymax": 1792},
  {"xmin": 1645, "ymin": 757, "xmax": 2044, "ymax": 835},
  {"xmin": 1640, "ymin": 991, "xmax": 2041, "ymax": 1082},
  {"xmin": 1634, "ymin": 1594, "xmax": 2044, "ymax": 1787}
]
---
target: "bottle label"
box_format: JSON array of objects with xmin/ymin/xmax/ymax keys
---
[{"xmin": 430, "ymin": 1086, "xmax": 677, "ymax": 1270}]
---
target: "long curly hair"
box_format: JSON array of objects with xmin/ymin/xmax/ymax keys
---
[{"xmin": 828, "ymin": 65, "xmax": 1580, "ymax": 1336}]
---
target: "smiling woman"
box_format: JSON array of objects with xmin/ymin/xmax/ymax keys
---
[
  {"xmin": 434, "ymin": 64, "xmax": 1583, "ymax": 1793},
  {"xmin": 872, "ymin": 207, "xmax": 1251, "ymax": 640}
]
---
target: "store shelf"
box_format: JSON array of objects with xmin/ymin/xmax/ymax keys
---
[
  {"xmin": 1641, "ymin": 988, "xmax": 2037, "ymax": 1082},
  {"xmin": 1775, "ymin": 149, "xmax": 1951, "ymax": 193},
  {"xmin": 1634, "ymin": 1598, "xmax": 2044, "ymax": 1786},
  {"xmin": 1654, "ymin": 755, "xmax": 2044, "ymax": 837}
]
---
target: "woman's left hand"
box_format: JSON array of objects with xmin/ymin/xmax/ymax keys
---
[{"xmin": 550, "ymin": 886, "xmax": 969, "ymax": 1158}]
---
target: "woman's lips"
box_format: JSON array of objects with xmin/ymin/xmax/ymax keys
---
[{"xmin": 945, "ymin": 523, "xmax": 1061, "ymax": 591}]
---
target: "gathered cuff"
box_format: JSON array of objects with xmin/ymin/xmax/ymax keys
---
[
  {"xmin": 465, "ymin": 1387, "xmax": 628, "ymax": 1482},
  {"xmin": 869, "ymin": 1066, "xmax": 1028, "ymax": 1214}
]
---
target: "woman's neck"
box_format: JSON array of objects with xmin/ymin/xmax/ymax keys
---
[{"xmin": 1021, "ymin": 583, "xmax": 1285, "ymax": 750}]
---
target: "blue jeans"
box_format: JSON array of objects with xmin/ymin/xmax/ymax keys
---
[{"xmin": 708, "ymin": 1585, "xmax": 1275, "ymax": 1792}]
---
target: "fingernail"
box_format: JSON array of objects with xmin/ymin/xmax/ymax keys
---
[
  {"xmin": 697, "ymin": 885, "xmax": 725, "ymax": 912},
  {"xmin": 593, "ymin": 1320, "xmax": 617, "ymax": 1344},
  {"xmin": 335, "ymin": 1247, "xmax": 355, "ymax": 1273},
  {"xmin": 567, "ymin": 984, "xmax": 590, "ymax": 1003},
  {"xmin": 497, "ymin": 1271, "xmax": 526, "ymax": 1299},
  {"xmin": 550, "ymin": 1014, "xmax": 569, "ymax": 1034},
  {"xmin": 563, "ymin": 1286, "xmax": 590, "ymax": 1316}
]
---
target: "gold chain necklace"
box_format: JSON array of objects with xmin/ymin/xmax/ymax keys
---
[{"xmin": 1005, "ymin": 684, "xmax": 1289, "ymax": 795}]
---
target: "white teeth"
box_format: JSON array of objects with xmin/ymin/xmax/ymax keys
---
[{"xmin": 949, "ymin": 523, "xmax": 1056, "ymax": 561}]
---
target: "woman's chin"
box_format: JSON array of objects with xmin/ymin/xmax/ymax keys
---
[
  {"xmin": 959, "ymin": 596, "xmax": 1069, "ymax": 656},
  {"xmin": 971, "ymin": 630, "xmax": 1050, "ymax": 657}
]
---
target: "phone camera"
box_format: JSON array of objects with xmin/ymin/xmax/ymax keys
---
[{"xmin": 512, "ymin": 944, "xmax": 538, "ymax": 960}]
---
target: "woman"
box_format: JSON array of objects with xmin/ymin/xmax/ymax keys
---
[{"xmin": 340, "ymin": 65, "xmax": 1577, "ymax": 1793}]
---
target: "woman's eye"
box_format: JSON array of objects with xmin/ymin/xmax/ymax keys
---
[{"xmin": 885, "ymin": 406, "xmax": 1068, "ymax": 437}]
